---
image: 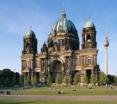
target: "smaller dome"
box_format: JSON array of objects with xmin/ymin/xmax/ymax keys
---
[
  {"xmin": 24, "ymin": 28, "xmax": 36, "ymax": 38},
  {"xmin": 84, "ymin": 20, "xmax": 94, "ymax": 28}
]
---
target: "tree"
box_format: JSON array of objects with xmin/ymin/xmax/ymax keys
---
[
  {"xmin": 107, "ymin": 74, "xmax": 115, "ymax": 84},
  {"xmin": 14, "ymin": 72, "xmax": 20, "ymax": 85},
  {"xmin": 31, "ymin": 75, "xmax": 38, "ymax": 87},
  {"xmin": 0, "ymin": 70, "xmax": 4, "ymax": 87},
  {"xmin": 55, "ymin": 74, "xmax": 62, "ymax": 84},
  {"xmin": 46, "ymin": 74, "xmax": 52, "ymax": 86},
  {"xmin": 0, "ymin": 69, "xmax": 20, "ymax": 87},
  {"xmin": 24, "ymin": 75, "xmax": 31, "ymax": 86},
  {"xmin": 90, "ymin": 74, "xmax": 97, "ymax": 84},
  {"xmin": 19, "ymin": 75, "xmax": 24, "ymax": 86},
  {"xmin": 99, "ymin": 72, "xmax": 109, "ymax": 85},
  {"xmin": 63, "ymin": 74, "xmax": 69, "ymax": 85},
  {"xmin": 114, "ymin": 76, "xmax": 117, "ymax": 83},
  {"xmin": 73, "ymin": 73, "xmax": 80, "ymax": 85},
  {"xmin": 3, "ymin": 69, "xmax": 14, "ymax": 86},
  {"xmin": 84, "ymin": 75, "xmax": 89, "ymax": 84}
]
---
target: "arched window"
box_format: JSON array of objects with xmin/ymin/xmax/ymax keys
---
[
  {"xmin": 86, "ymin": 34, "xmax": 92, "ymax": 48},
  {"xmin": 86, "ymin": 34, "xmax": 91, "ymax": 42}
]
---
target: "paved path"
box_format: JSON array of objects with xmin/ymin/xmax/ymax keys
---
[{"xmin": 0, "ymin": 95, "xmax": 117, "ymax": 101}]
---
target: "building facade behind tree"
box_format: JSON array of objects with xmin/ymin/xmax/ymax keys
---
[{"xmin": 21, "ymin": 10, "xmax": 100, "ymax": 85}]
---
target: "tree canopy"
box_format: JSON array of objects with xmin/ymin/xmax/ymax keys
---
[{"xmin": 0, "ymin": 69, "xmax": 20, "ymax": 87}]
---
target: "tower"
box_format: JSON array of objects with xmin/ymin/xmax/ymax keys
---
[
  {"xmin": 22, "ymin": 28, "xmax": 37, "ymax": 54},
  {"xmin": 82, "ymin": 20, "xmax": 97, "ymax": 49},
  {"xmin": 21, "ymin": 28, "xmax": 38, "ymax": 85},
  {"xmin": 104, "ymin": 35, "xmax": 109, "ymax": 76},
  {"xmin": 80, "ymin": 20, "xmax": 99, "ymax": 83}
]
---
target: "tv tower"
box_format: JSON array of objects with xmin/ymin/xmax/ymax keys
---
[{"xmin": 104, "ymin": 34, "xmax": 109, "ymax": 76}]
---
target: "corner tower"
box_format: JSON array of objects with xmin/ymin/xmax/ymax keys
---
[
  {"xmin": 22, "ymin": 28, "xmax": 37, "ymax": 54},
  {"xmin": 21, "ymin": 28, "xmax": 38, "ymax": 85},
  {"xmin": 80, "ymin": 20, "xmax": 99, "ymax": 83}
]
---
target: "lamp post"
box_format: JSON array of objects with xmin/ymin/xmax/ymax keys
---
[{"xmin": 104, "ymin": 35, "xmax": 109, "ymax": 76}]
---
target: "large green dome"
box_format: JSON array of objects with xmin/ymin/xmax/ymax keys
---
[{"xmin": 52, "ymin": 10, "xmax": 78, "ymax": 36}]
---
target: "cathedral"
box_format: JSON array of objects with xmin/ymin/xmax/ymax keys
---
[{"xmin": 21, "ymin": 10, "xmax": 100, "ymax": 85}]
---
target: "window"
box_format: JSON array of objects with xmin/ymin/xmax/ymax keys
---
[
  {"xmin": 22, "ymin": 60, "xmax": 27, "ymax": 69},
  {"xmin": 62, "ymin": 39, "xmax": 64, "ymax": 46},
  {"xmin": 72, "ymin": 58, "xmax": 76, "ymax": 66},
  {"xmin": 77, "ymin": 57, "xmax": 80, "ymax": 66},
  {"xmin": 58, "ymin": 39, "xmax": 64, "ymax": 46},
  {"xmin": 35, "ymin": 60, "xmax": 40, "ymax": 68},
  {"xmin": 87, "ymin": 57, "xmax": 92, "ymax": 65}
]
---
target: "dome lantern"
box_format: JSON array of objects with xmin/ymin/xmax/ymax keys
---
[{"xmin": 61, "ymin": 9, "xmax": 66, "ymax": 19}]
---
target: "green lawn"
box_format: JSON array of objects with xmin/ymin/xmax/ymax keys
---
[
  {"xmin": 11, "ymin": 86, "xmax": 117, "ymax": 95},
  {"xmin": 0, "ymin": 100, "xmax": 117, "ymax": 104},
  {"xmin": 0, "ymin": 86, "xmax": 117, "ymax": 104}
]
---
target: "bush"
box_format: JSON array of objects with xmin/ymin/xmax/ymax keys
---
[
  {"xmin": 24, "ymin": 75, "xmax": 31, "ymax": 86},
  {"xmin": 63, "ymin": 74, "xmax": 69, "ymax": 85},
  {"xmin": 55, "ymin": 74, "xmax": 62, "ymax": 84},
  {"xmin": 114, "ymin": 76, "xmax": 117, "ymax": 83},
  {"xmin": 19, "ymin": 75, "xmax": 24, "ymax": 86},
  {"xmin": 31, "ymin": 75, "xmax": 38, "ymax": 87},
  {"xmin": 46, "ymin": 74, "xmax": 52, "ymax": 86},
  {"xmin": 90, "ymin": 74, "xmax": 97, "ymax": 84},
  {"xmin": 99, "ymin": 72, "xmax": 109, "ymax": 85},
  {"xmin": 83, "ymin": 75, "xmax": 89, "ymax": 84},
  {"xmin": 107, "ymin": 74, "xmax": 115, "ymax": 84},
  {"xmin": 73, "ymin": 73, "xmax": 80, "ymax": 85}
]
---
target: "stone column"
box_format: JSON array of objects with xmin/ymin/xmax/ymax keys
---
[
  {"xmin": 80, "ymin": 56, "xmax": 85, "ymax": 83},
  {"xmin": 62, "ymin": 64, "xmax": 64, "ymax": 84},
  {"xmin": 80, "ymin": 70, "xmax": 85, "ymax": 83}
]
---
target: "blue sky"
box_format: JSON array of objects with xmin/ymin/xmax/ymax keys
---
[{"xmin": 0, "ymin": 0, "xmax": 117, "ymax": 75}]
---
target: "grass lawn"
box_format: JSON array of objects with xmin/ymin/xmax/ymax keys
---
[
  {"xmin": 11, "ymin": 86, "xmax": 117, "ymax": 95},
  {"xmin": 0, "ymin": 100, "xmax": 117, "ymax": 104},
  {"xmin": 0, "ymin": 86, "xmax": 117, "ymax": 104}
]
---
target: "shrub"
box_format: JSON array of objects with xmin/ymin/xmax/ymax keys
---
[
  {"xmin": 84, "ymin": 75, "xmax": 89, "ymax": 84},
  {"xmin": 24, "ymin": 75, "xmax": 31, "ymax": 86},
  {"xmin": 46, "ymin": 74, "xmax": 52, "ymax": 86},
  {"xmin": 63, "ymin": 74, "xmax": 69, "ymax": 85},
  {"xmin": 99, "ymin": 72, "xmax": 109, "ymax": 85},
  {"xmin": 73, "ymin": 73, "xmax": 80, "ymax": 85},
  {"xmin": 55, "ymin": 74, "xmax": 62, "ymax": 84},
  {"xmin": 90, "ymin": 74, "xmax": 97, "ymax": 84},
  {"xmin": 31, "ymin": 75, "xmax": 38, "ymax": 87}
]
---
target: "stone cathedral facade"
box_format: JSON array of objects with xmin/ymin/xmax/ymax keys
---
[{"xmin": 21, "ymin": 10, "xmax": 100, "ymax": 84}]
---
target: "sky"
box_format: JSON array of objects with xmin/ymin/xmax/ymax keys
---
[{"xmin": 0, "ymin": 0, "xmax": 117, "ymax": 75}]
